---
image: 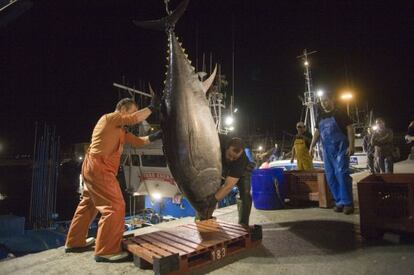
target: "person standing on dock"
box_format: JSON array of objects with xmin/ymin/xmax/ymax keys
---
[
  {"xmin": 309, "ymin": 92, "xmax": 355, "ymax": 215},
  {"xmin": 65, "ymin": 97, "xmax": 162, "ymax": 262},
  {"xmin": 363, "ymin": 127, "xmax": 376, "ymax": 173},
  {"xmin": 290, "ymin": 121, "xmax": 313, "ymax": 170},
  {"xmin": 406, "ymin": 121, "xmax": 414, "ymax": 159},
  {"xmin": 371, "ymin": 118, "xmax": 394, "ymax": 173}
]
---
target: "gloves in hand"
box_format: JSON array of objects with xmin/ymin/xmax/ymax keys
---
[{"xmin": 148, "ymin": 130, "xmax": 163, "ymax": 142}]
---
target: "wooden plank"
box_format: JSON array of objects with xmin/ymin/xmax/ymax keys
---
[
  {"xmin": 148, "ymin": 232, "xmax": 195, "ymax": 254},
  {"xmin": 123, "ymin": 239, "xmax": 159, "ymax": 263},
  {"xmin": 318, "ymin": 172, "xmax": 332, "ymax": 208},
  {"xmin": 155, "ymin": 231, "xmax": 208, "ymax": 250},
  {"xmin": 193, "ymin": 222, "xmax": 246, "ymax": 237},
  {"xmin": 207, "ymin": 220, "xmax": 249, "ymax": 233},
  {"xmin": 139, "ymin": 234, "xmax": 188, "ymax": 256},
  {"xmin": 133, "ymin": 237, "xmax": 173, "ymax": 257},
  {"xmin": 163, "ymin": 227, "xmax": 225, "ymax": 247},
  {"xmin": 195, "ymin": 222, "xmax": 245, "ymax": 237},
  {"xmin": 181, "ymin": 225, "xmax": 231, "ymax": 243},
  {"xmin": 183, "ymin": 224, "xmax": 240, "ymax": 240}
]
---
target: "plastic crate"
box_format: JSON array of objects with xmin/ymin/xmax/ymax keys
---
[{"xmin": 357, "ymin": 174, "xmax": 414, "ymax": 239}]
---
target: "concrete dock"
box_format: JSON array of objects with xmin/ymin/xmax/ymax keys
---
[{"xmin": 1, "ymin": 204, "xmax": 414, "ymax": 275}]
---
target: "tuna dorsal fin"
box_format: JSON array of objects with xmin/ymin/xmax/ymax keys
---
[
  {"xmin": 133, "ymin": 0, "xmax": 190, "ymax": 31},
  {"xmin": 202, "ymin": 65, "xmax": 217, "ymax": 94},
  {"xmin": 148, "ymin": 83, "xmax": 155, "ymax": 97}
]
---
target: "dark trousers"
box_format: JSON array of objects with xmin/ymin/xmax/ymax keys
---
[
  {"xmin": 236, "ymin": 173, "xmax": 252, "ymax": 226},
  {"xmin": 377, "ymin": 156, "xmax": 394, "ymax": 173},
  {"xmin": 367, "ymin": 153, "xmax": 377, "ymax": 173}
]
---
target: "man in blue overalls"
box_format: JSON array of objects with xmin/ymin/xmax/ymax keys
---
[{"xmin": 309, "ymin": 92, "xmax": 355, "ymax": 214}]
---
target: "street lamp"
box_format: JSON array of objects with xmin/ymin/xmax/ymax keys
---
[{"xmin": 340, "ymin": 92, "xmax": 353, "ymax": 116}]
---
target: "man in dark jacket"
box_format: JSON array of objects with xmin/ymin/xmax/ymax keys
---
[{"xmin": 371, "ymin": 118, "xmax": 394, "ymax": 173}]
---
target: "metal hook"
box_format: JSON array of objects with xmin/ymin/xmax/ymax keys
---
[{"xmin": 164, "ymin": 0, "xmax": 172, "ymax": 15}]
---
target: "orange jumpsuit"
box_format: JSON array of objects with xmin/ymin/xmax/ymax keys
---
[{"xmin": 65, "ymin": 111, "xmax": 146, "ymax": 256}]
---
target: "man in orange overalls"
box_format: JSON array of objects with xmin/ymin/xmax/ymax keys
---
[{"xmin": 65, "ymin": 97, "xmax": 161, "ymax": 262}]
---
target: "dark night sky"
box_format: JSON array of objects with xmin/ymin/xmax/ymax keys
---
[{"xmin": 1, "ymin": 0, "xmax": 413, "ymax": 154}]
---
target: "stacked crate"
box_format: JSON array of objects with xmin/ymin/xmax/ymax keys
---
[
  {"xmin": 357, "ymin": 174, "xmax": 414, "ymax": 239},
  {"xmin": 283, "ymin": 169, "xmax": 333, "ymax": 208}
]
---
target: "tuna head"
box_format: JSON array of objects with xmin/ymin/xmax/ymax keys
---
[{"xmin": 134, "ymin": 0, "xmax": 222, "ymax": 218}]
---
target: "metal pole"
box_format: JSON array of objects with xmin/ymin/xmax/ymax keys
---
[
  {"xmin": 113, "ymin": 83, "xmax": 152, "ymax": 98},
  {"xmin": 29, "ymin": 122, "xmax": 38, "ymax": 225}
]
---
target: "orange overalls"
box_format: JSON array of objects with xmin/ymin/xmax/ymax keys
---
[{"xmin": 65, "ymin": 111, "xmax": 146, "ymax": 256}]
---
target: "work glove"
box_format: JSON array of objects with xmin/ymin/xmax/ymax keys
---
[{"xmin": 148, "ymin": 130, "xmax": 163, "ymax": 142}]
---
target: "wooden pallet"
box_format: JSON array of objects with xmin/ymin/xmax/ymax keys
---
[
  {"xmin": 284, "ymin": 169, "xmax": 333, "ymax": 208},
  {"xmin": 122, "ymin": 219, "xmax": 262, "ymax": 275}
]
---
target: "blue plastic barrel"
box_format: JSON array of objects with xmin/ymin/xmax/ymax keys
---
[{"xmin": 251, "ymin": 168, "xmax": 285, "ymax": 210}]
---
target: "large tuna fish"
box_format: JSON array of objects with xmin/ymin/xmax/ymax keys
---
[{"xmin": 134, "ymin": 0, "xmax": 221, "ymax": 219}]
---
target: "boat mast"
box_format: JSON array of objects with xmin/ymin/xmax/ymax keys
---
[
  {"xmin": 297, "ymin": 49, "xmax": 321, "ymax": 160},
  {"xmin": 297, "ymin": 49, "xmax": 317, "ymax": 135}
]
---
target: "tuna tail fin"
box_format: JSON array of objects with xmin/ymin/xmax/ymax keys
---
[
  {"xmin": 202, "ymin": 65, "xmax": 217, "ymax": 94},
  {"xmin": 148, "ymin": 83, "xmax": 159, "ymax": 98},
  {"xmin": 133, "ymin": 0, "xmax": 190, "ymax": 31}
]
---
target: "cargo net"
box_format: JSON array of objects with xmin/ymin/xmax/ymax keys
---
[{"xmin": 373, "ymin": 184, "xmax": 409, "ymax": 219}]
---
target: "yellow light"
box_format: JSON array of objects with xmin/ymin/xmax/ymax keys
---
[
  {"xmin": 304, "ymin": 61, "xmax": 309, "ymax": 66},
  {"xmin": 340, "ymin": 92, "xmax": 353, "ymax": 100},
  {"xmin": 258, "ymin": 146, "xmax": 263, "ymax": 151}
]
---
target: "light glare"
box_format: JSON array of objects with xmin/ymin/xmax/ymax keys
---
[
  {"xmin": 316, "ymin": 90, "xmax": 324, "ymax": 97},
  {"xmin": 340, "ymin": 92, "xmax": 353, "ymax": 100},
  {"xmin": 152, "ymin": 192, "xmax": 162, "ymax": 201},
  {"xmin": 225, "ymin": 116, "xmax": 234, "ymax": 126}
]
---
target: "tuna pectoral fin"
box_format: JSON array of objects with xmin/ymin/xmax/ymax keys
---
[
  {"xmin": 133, "ymin": 0, "xmax": 190, "ymax": 31},
  {"xmin": 202, "ymin": 64, "xmax": 217, "ymax": 94}
]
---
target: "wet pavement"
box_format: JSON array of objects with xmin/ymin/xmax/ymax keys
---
[{"xmin": 1, "ymin": 204, "xmax": 414, "ymax": 275}]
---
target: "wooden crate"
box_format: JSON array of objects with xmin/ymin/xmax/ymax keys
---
[
  {"xmin": 284, "ymin": 169, "xmax": 333, "ymax": 208},
  {"xmin": 123, "ymin": 219, "xmax": 262, "ymax": 275},
  {"xmin": 357, "ymin": 174, "xmax": 414, "ymax": 239}
]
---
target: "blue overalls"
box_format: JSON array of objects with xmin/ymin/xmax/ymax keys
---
[{"xmin": 319, "ymin": 116, "xmax": 353, "ymax": 206}]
